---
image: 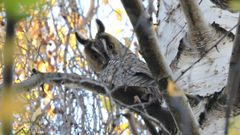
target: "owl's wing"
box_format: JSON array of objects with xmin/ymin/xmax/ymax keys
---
[{"xmin": 122, "ymin": 53, "xmax": 156, "ymax": 87}]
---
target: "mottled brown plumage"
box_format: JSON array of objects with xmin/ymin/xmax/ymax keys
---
[{"xmin": 75, "ymin": 19, "xmax": 161, "ymax": 103}]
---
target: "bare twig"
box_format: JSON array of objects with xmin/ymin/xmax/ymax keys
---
[
  {"xmin": 124, "ymin": 112, "xmax": 139, "ymax": 135},
  {"xmin": 142, "ymin": 117, "xmax": 159, "ymax": 135},
  {"xmin": 79, "ymin": 0, "xmax": 95, "ymax": 28}
]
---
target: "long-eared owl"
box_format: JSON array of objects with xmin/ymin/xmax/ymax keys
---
[{"xmin": 75, "ymin": 19, "xmax": 162, "ymax": 104}]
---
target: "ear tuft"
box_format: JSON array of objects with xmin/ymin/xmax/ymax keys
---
[
  {"xmin": 75, "ymin": 31, "xmax": 90, "ymax": 45},
  {"xmin": 96, "ymin": 19, "xmax": 105, "ymax": 33}
]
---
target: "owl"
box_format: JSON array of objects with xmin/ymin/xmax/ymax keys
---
[
  {"xmin": 75, "ymin": 19, "xmax": 162, "ymax": 104},
  {"xmin": 75, "ymin": 19, "xmax": 184, "ymax": 134}
]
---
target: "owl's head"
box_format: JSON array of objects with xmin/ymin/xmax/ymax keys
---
[{"xmin": 75, "ymin": 19, "xmax": 123, "ymax": 73}]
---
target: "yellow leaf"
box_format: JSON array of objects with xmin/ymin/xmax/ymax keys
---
[
  {"xmin": 167, "ymin": 79, "xmax": 183, "ymax": 97},
  {"xmin": 100, "ymin": 96, "xmax": 112, "ymax": 111},
  {"xmin": 35, "ymin": 61, "xmax": 55, "ymax": 72},
  {"xmin": 50, "ymin": 0, "xmax": 56, "ymax": 6},
  {"xmin": 79, "ymin": 61, "xmax": 85, "ymax": 68},
  {"xmin": 115, "ymin": 29, "xmax": 123, "ymax": 36},
  {"xmin": 58, "ymin": 27, "xmax": 66, "ymax": 43},
  {"xmin": 69, "ymin": 33, "xmax": 77, "ymax": 50},
  {"xmin": 26, "ymin": 93, "xmax": 31, "ymax": 100},
  {"xmin": 36, "ymin": 61, "xmax": 47, "ymax": 72},
  {"xmin": 16, "ymin": 31, "xmax": 24, "ymax": 40},
  {"xmin": 115, "ymin": 8, "xmax": 123, "ymax": 21},
  {"xmin": 67, "ymin": 16, "xmax": 74, "ymax": 28},
  {"xmin": 114, "ymin": 122, "xmax": 129, "ymax": 134},
  {"xmin": 57, "ymin": 48, "xmax": 65, "ymax": 63},
  {"xmin": 102, "ymin": 0, "xmax": 108, "ymax": 5},
  {"xmin": 47, "ymin": 107, "xmax": 55, "ymax": 119},
  {"xmin": 43, "ymin": 84, "xmax": 53, "ymax": 99},
  {"xmin": 15, "ymin": 79, "xmax": 21, "ymax": 83},
  {"xmin": 16, "ymin": 63, "xmax": 22, "ymax": 71},
  {"xmin": 124, "ymin": 37, "xmax": 131, "ymax": 47},
  {"xmin": 34, "ymin": 90, "xmax": 39, "ymax": 98}
]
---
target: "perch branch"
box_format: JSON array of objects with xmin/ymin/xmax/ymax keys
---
[{"xmin": 0, "ymin": 70, "xmax": 106, "ymax": 94}]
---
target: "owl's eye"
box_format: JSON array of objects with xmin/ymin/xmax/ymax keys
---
[
  {"xmin": 108, "ymin": 44, "xmax": 113, "ymax": 49},
  {"xmin": 93, "ymin": 53, "xmax": 98, "ymax": 58}
]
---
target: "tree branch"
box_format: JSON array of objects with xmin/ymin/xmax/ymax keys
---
[
  {"xmin": 142, "ymin": 117, "xmax": 159, "ymax": 135},
  {"xmin": 179, "ymin": 0, "xmax": 211, "ymax": 52},
  {"xmin": 79, "ymin": 0, "xmax": 95, "ymax": 27},
  {"xmin": 121, "ymin": 0, "xmax": 200, "ymax": 134},
  {"xmin": 225, "ymin": 13, "xmax": 240, "ymax": 135},
  {"xmin": 124, "ymin": 112, "xmax": 139, "ymax": 135},
  {"xmin": 0, "ymin": 70, "xmax": 106, "ymax": 94}
]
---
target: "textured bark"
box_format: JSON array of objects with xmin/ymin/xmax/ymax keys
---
[
  {"xmin": 226, "ymin": 14, "xmax": 240, "ymax": 108},
  {"xmin": 179, "ymin": 0, "xmax": 212, "ymax": 53},
  {"xmin": 225, "ymin": 14, "xmax": 240, "ymax": 135},
  {"xmin": 151, "ymin": 0, "xmax": 239, "ymax": 134},
  {"xmin": 121, "ymin": 0, "xmax": 200, "ymax": 134}
]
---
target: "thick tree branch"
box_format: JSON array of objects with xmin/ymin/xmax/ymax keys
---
[
  {"xmin": 226, "ymin": 14, "xmax": 240, "ymax": 108},
  {"xmin": 0, "ymin": 71, "xmax": 106, "ymax": 94},
  {"xmin": 121, "ymin": 0, "xmax": 200, "ymax": 134},
  {"xmin": 179, "ymin": 0, "xmax": 211, "ymax": 52},
  {"xmin": 225, "ymin": 14, "xmax": 240, "ymax": 135}
]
